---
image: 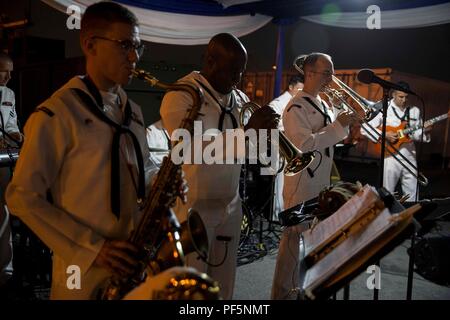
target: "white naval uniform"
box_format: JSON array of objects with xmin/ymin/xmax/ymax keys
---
[
  {"xmin": 5, "ymin": 76, "xmax": 158, "ymax": 299},
  {"xmin": 0, "ymin": 86, "xmax": 21, "ymax": 143},
  {"xmin": 282, "ymin": 91, "xmax": 348, "ymax": 208},
  {"xmin": 160, "ymin": 71, "xmax": 248, "ymax": 300},
  {"xmin": 271, "ymin": 91, "xmax": 348, "ymax": 300},
  {"xmin": 361, "ymin": 100, "xmax": 429, "ymax": 201},
  {"xmin": 0, "ymin": 86, "xmax": 21, "ymax": 286},
  {"xmin": 268, "ymin": 90, "xmax": 297, "ymax": 218},
  {"xmin": 268, "ymin": 90, "xmax": 295, "ymax": 132},
  {"xmin": 146, "ymin": 119, "xmax": 170, "ymax": 167}
]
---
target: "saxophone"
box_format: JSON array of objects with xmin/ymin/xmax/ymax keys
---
[{"xmin": 99, "ymin": 69, "xmax": 219, "ymax": 300}]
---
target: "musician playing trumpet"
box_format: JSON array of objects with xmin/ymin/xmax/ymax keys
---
[
  {"xmin": 272, "ymin": 52, "xmax": 358, "ymax": 299},
  {"xmin": 361, "ymin": 81, "xmax": 431, "ymax": 202}
]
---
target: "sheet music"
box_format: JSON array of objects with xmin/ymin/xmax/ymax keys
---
[
  {"xmin": 301, "ymin": 201, "xmax": 420, "ymax": 299},
  {"xmin": 302, "ymin": 184, "xmax": 381, "ymax": 258}
]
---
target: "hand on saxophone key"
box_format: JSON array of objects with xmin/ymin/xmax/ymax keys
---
[
  {"xmin": 172, "ymin": 168, "xmax": 188, "ymax": 205},
  {"xmin": 93, "ymin": 240, "xmax": 139, "ymax": 277}
]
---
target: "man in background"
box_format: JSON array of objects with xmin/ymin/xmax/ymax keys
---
[{"xmin": 268, "ymin": 75, "xmax": 304, "ymax": 217}]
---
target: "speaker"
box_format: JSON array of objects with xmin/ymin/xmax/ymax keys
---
[{"xmin": 411, "ymin": 232, "xmax": 450, "ymax": 287}]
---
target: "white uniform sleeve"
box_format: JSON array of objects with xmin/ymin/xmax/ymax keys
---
[
  {"xmin": 4, "ymin": 90, "xmax": 20, "ymax": 134},
  {"xmin": 132, "ymin": 105, "xmax": 159, "ymax": 187},
  {"xmin": 360, "ymin": 111, "xmax": 382, "ymax": 143},
  {"xmin": 283, "ymin": 102, "xmax": 348, "ymax": 153},
  {"xmin": 268, "ymin": 98, "xmax": 283, "ymax": 116},
  {"xmin": 409, "ymin": 107, "xmax": 431, "ymax": 143},
  {"xmin": 5, "ymin": 109, "xmax": 105, "ymax": 275}
]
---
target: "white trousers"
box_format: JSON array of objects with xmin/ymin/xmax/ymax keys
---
[
  {"xmin": 271, "ymin": 222, "xmax": 309, "ymax": 300},
  {"xmin": 180, "ymin": 193, "xmax": 242, "ymax": 300},
  {"xmin": 383, "ymin": 155, "xmax": 418, "ymax": 201}
]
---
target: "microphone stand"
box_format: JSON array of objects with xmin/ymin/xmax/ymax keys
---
[
  {"xmin": 373, "ymin": 87, "xmax": 390, "ymax": 300},
  {"xmin": 378, "ymin": 88, "xmax": 390, "ymax": 188},
  {"xmin": 375, "ymin": 88, "xmax": 416, "ymax": 301}
]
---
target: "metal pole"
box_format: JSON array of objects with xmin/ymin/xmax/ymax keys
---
[
  {"xmin": 442, "ymin": 111, "xmax": 450, "ymax": 169},
  {"xmin": 374, "ymin": 87, "xmax": 390, "ymax": 300},
  {"xmin": 273, "ymin": 24, "xmax": 284, "ymax": 99}
]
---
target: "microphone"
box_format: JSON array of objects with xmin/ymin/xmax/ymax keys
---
[{"xmin": 357, "ymin": 69, "xmax": 417, "ymax": 96}]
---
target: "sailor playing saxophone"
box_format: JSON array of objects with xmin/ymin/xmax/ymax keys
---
[{"xmin": 5, "ymin": 2, "xmax": 187, "ymax": 299}]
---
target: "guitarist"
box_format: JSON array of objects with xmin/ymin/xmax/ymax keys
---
[{"xmin": 361, "ymin": 81, "xmax": 431, "ymax": 201}]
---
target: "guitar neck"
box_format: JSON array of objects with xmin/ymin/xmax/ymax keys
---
[{"xmin": 403, "ymin": 113, "xmax": 449, "ymax": 135}]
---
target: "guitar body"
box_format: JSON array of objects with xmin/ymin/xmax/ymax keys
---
[
  {"xmin": 372, "ymin": 122, "xmax": 411, "ymax": 157},
  {"xmin": 366, "ymin": 110, "xmax": 449, "ymax": 158}
]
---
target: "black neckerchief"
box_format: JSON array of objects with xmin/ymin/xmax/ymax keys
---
[
  {"xmin": 163, "ymin": 128, "xmax": 171, "ymax": 151},
  {"xmin": 193, "ymin": 79, "xmax": 238, "ymax": 131},
  {"xmin": 72, "ymin": 76, "xmax": 145, "ymax": 219},
  {"xmin": 302, "ymin": 96, "xmax": 331, "ymax": 158},
  {"xmin": 391, "ymin": 104, "xmax": 410, "ymax": 122}
]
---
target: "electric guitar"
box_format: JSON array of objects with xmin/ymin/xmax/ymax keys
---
[{"xmin": 373, "ymin": 109, "xmax": 450, "ymax": 156}]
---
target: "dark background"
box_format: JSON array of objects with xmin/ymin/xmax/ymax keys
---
[{"xmin": 2, "ymin": 0, "xmax": 449, "ymax": 80}]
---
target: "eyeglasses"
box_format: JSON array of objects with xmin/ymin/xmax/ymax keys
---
[{"xmin": 92, "ymin": 36, "xmax": 145, "ymax": 58}]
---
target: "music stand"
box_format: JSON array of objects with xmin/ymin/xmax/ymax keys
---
[
  {"xmin": 377, "ymin": 87, "xmax": 390, "ymax": 188},
  {"xmin": 263, "ymin": 166, "xmax": 283, "ymax": 239},
  {"xmin": 296, "ymin": 186, "xmax": 434, "ymax": 301},
  {"xmin": 252, "ymin": 166, "xmax": 281, "ymax": 251},
  {"xmin": 238, "ymin": 160, "xmax": 281, "ymax": 254}
]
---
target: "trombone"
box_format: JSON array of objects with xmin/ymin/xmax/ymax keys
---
[{"xmin": 293, "ymin": 55, "xmax": 429, "ymax": 187}]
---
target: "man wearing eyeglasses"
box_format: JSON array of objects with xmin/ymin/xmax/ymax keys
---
[
  {"xmin": 5, "ymin": 2, "xmax": 188, "ymax": 300},
  {"xmin": 272, "ymin": 52, "xmax": 358, "ymax": 299}
]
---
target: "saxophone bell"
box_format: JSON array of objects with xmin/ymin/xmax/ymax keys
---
[{"xmin": 151, "ymin": 209, "xmax": 209, "ymax": 273}]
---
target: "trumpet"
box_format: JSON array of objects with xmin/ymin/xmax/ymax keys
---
[{"xmin": 239, "ymin": 102, "xmax": 315, "ymax": 176}]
